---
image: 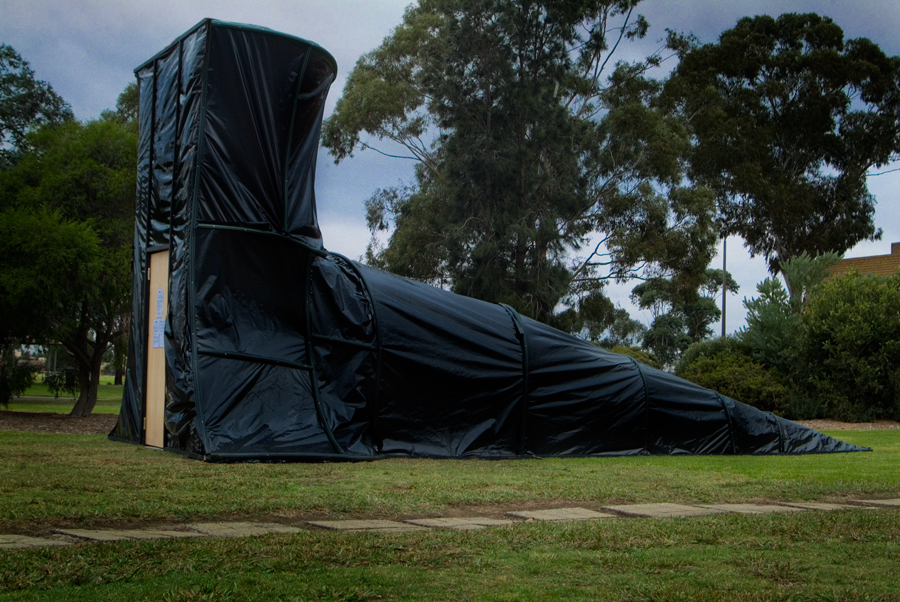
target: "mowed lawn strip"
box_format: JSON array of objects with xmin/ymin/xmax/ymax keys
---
[
  {"xmin": 1, "ymin": 510, "xmax": 899, "ymax": 601},
  {"xmin": 8, "ymin": 377, "xmax": 123, "ymax": 414},
  {"xmin": 0, "ymin": 430, "xmax": 897, "ymax": 532},
  {"xmin": 3, "ymin": 397, "xmax": 121, "ymax": 414}
]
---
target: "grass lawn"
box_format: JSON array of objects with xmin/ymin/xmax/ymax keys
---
[
  {"xmin": 1, "ymin": 430, "xmax": 898, "ymax": 600},
  {"xmin": 7, "ymin": 375, "xmax": 123, "ymax": 414}
]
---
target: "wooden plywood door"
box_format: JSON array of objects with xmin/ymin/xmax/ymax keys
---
[{"xmin": 145, "ymin": 251, "xmax": 169, "ymax": 448}]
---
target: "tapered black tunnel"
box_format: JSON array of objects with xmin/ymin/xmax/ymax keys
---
[{"xmin": 110, "ymin": 19, "xmax": 867, "ymax": 460}]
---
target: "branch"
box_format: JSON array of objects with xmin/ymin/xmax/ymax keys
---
[
  {"xmin": 870, "ymin": 167, "xmax": 900, "ymax": 176},
  {"xmin": 359, "ymin": 142, "xmax": 419, "ymax": 162}
]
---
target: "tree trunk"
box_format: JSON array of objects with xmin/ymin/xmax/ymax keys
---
[
  {"xmin": 69, "ymin": 362, "xmax": 91, "ymax": 417},
  {"xmin": 114, "ymin": 368, "xmax": 124, "ymax": 385},
  {"xmin": 66, "ymin": 338, "xmax": 109, "ymax": 417}
]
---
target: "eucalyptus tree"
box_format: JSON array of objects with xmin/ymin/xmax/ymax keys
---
[
  {"xmin": 0, "ymin": 44, "xmax": 73, "ymax": 169},
  {"xmin": 668, "ymin": 13, "xmax": 900, "ymax": 284},
  {"xmin": 324, "ymin": 0, "xmax": 718, "ymax": 326}
]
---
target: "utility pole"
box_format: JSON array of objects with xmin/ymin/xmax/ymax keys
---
[{"xmin": 721, "ymin": 236, "xmax": 727, "ymax": 337}]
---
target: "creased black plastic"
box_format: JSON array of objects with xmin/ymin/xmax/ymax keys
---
[
  {"xmin": 360, "ymin": 266, "xmax": 522, "ymax": 457},
  {"xmin": 524, "ymin": 322, "xmax": 647, "ymax": 456},
  {"xmin": 113, "ymin": 20, "xmax": 869, "ymax": 460},
  {"xmin": 165, "ymin": 25, "xmax": 207, "ymax": 451},
  {"xmin": 309, "ymin": 255, "xmax": 377, "ymax": 456},
  {"xmin": 109, "ymin": 65, "xmax": 154, "ymax": 443}
]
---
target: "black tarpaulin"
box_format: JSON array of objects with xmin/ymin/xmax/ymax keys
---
[{"xmin": 111, "ymin": 19, "xmax": 868, "ymax": 460}]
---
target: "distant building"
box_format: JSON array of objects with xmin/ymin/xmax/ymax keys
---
[{"xmin": 829, "ymin": 242, "xmax": 900, "ymax": 278}]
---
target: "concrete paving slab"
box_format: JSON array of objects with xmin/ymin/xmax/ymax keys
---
[
  {"xmin": 603, "ymin": 503, "xmax": 723, "ymax": 518},
  {"xmin": 506, "ymin": 507, "xmax": 617, "ymax": 521},
  {"xmin": 779, "ymin": 502, "xmax": 860, "ymax": 511},
  {"xmin": 699, "ymin": 504, "xmax": 805, "ymax": 515},
  {"xmin": 188, "ymin": 522, "xmax": 302, "ymax": 537},
  {"xmin": 307, "ymin": 519, "xmax": 428, "ymax": 532},
  {"xmin": 54, "ymin": 529, "xmax": 134, "ymax": 542},
  {"xmin": 116, "ymin": 529, "xmax": 204, "ymax": 540},
  {"xmin": 1, "ymin": 534, "xmax": 72, "ymax": 549},
  {"xmin": 406, "ymin": 517, "xmax": 515, "ymax": 530},
  {"xmin": 851, "ymin": 499, "xmax": 900, "ymax": 507}
]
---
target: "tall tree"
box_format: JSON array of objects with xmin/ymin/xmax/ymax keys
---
[
  {"xmin": 324, "ymin": 0, "xmax": 718, "ymax": 325},
  {"xmin": 0, "ymin": 116, "xmax": 136, "ymax": 416},
  {"xmin": 631, "ymin": 268, "xmax": 738, "ymax": 367},
  {"xmin": 667, "ymin": 14, "xmax": 900, "ymax": 284},
  {"xmin": 0, "ymin": 45, "xmax": 73, "ymax": 169}
]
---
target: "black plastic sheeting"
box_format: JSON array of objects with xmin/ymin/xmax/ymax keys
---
[{"xmin": 111, "ymin": 19, "xmax": 868, "ymax": 460}]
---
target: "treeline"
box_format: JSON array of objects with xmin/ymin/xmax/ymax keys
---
[
  {"xmin": 3, "ymin": 1, "xmax": 900, "ymax": 419},
  {"xmin": 677, "ymin": 256, "xmax": 900, "ymax": 421},
  {"xmin": 323, "ymin": 1, "xmax": 900, "ymax": 379},
  {"xmin": 0, "ymin": 44, "xmax": 137, "ymax": 415}
]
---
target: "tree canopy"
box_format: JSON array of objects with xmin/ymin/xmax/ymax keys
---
[
  {"xmin": 323, "ymin": 0, "xmax": 718, "ymax": 327},
  {"xmin": 631, "ymin": 268, "xmax": 738, "ymax": 367},
  {"xmin": 668, "ymin": 13, "xmax": 900, "ymax": 279},
  {"xmin": 0, "ymin": 44, "xmax": 73, "ymax": 169},
  {"xmin": 0, "ymin": 104, "xmax": 136, "ymax": 415}
]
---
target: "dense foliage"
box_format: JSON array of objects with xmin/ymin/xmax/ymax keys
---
[
  {"xmin": 679, "ymin": 256, "xmax": 900, "ymax": 421},
  {"xmin": 799, "ymin": 271, "xmax": 900, "ymax": 421},
  {"xmin": 631, "ymin": 269, "xmax": 738, "ymax": 367},
  {"xmin": 0, "ymin": 90, "xmax": 136, "ymax": 416},
  {"xmin": 0, "ymin": 44, "xmax": 73, "ymax": 169},
  {"xmin": 667, "ymin": 14, "xmax": 900, "ymax": 281},
  {"xmin": 324, "ymin": 0, "xmax": 718, "ymax": 327}
]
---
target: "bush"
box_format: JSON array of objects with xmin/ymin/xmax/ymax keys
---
[
  {"xmin": 798, "ymin": 271, "xmax": 900, "ymax": 421},
  {"xmin": 608, "ymin": 344, "xmax": 661, "ymax": 369},
  {"xmin": 0, "ymin": 347, "xmax": 39, "ymax": 407},
  {"xmin": 678, "ymin": 351, "xmax": 792, "ymax": 414},
  {"xmin": 675, "ymin": 336, "xmax": 749, "ymax": 378}
]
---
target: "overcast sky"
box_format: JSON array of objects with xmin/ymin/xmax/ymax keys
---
[{"xmin": 2, "ymin": 0, "xmax": 898, "ymax": 333}]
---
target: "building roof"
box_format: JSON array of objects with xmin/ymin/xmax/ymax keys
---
[{"xmin": 830, "ymin": 243, "xmax": 900, "ymax": 278}]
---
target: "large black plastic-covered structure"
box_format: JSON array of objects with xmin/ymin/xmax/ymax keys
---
[{"xmin": 110, "ymin": 19, "xmax": 866, "ymax": 460}]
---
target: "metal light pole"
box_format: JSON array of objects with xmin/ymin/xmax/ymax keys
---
[{"xmin": 721, "ymin": 236, "xmax": 727, "ymax": 337}]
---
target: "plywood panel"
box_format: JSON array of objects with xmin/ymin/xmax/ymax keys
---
[{"xmin": 145, "ymin": 251, "xmax": 169, "ymax": 448}]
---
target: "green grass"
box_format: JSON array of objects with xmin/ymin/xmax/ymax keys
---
[
  {"xmin": 1, "ymin": 430, "xmax": 898, "ymax": 600},
  {"xmin": 0, "ymin": 430, "xmax": 897, "ymax": 531},
  {"xmin": 3, "ymin": 397, "xmax": 120, "ymax": 414},
  {"xmin": 2, "ymin": 503, "xmax": 899, "ymax": 600},
  {"xmin": 6, "ymin": 374, "xmax": 123, "ymax": 413}
]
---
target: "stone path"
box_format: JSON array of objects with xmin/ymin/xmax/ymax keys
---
[{"xmin": 1, "ymin": 499, "xmax": 897, "ymax": 550}]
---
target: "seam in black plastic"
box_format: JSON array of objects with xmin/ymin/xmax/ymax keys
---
[
  {"xmin": 170, "ymin": 37, "xmax": 182, "ymax": 250},
  {"xmin": 625, "ymin": 356, "xmax": 653, "ymax": 454},
  {"xmin": 302, "ymin": 253, "xmax": 345, "ymax": 455},
  {"xmin": 329, "ymin": 252, "xmax": 384, "ymax": 450},
  {"xmin": 310, "ymin": 333, "xmax": 377, "ymax": 351},
  {"xmin": 195, "ymin": 223, "xmax": 327, "ymax": 257},
  {"xmin": 197, "ymin": 348, "xmax": 313, "ymax": 371},
  {"xmin": 189, "ymin": 22, "xmax": 213, "ymax": 451},
  {"xmin": 295, "ymin": 74, "xmax": 335, "ymax": 102},
  {"xmin": 283, "ymin": 49, "xmax": 311, "ymax": 231},
  {"xmin": 499, "ymin": 304, "xmax": 529, "ymax": 456},
  {"xmin": 775, "ymin": 414, "xmax": 787, "ymax": 454},
  {"xmin": 715, "ymin": 392, "xmax": 738, "ymax": 454}
]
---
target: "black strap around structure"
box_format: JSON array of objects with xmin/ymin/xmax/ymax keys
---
[
  {"xmin": 300, "ymin": 251, "xmax": 345, "ymax": 455},
  {"xmin": 499, "ymin": 304, "xmax": 530, "ymax": 456},
  {"xmin": 328, "ymin": 253, "xmax": 385, "ymax": 451}
]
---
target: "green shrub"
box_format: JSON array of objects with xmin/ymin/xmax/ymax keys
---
[
  {"xmin": 678, "ymin": 351, "xmax": 792, "ymax": 414},
  {"xmin": 738, "ymin": 277, "xmax": 803, "ymax": 374},
  {"xmin": 798, "ymin": 271, "xmax": 900, "ymax": 421},
  {"xmin": 608, "ymin": 344, "xmax": 661, "ymax": 369},
  {"xmin": 675, "ymin": 336, "xmax": 749, "ymax": 377}
]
